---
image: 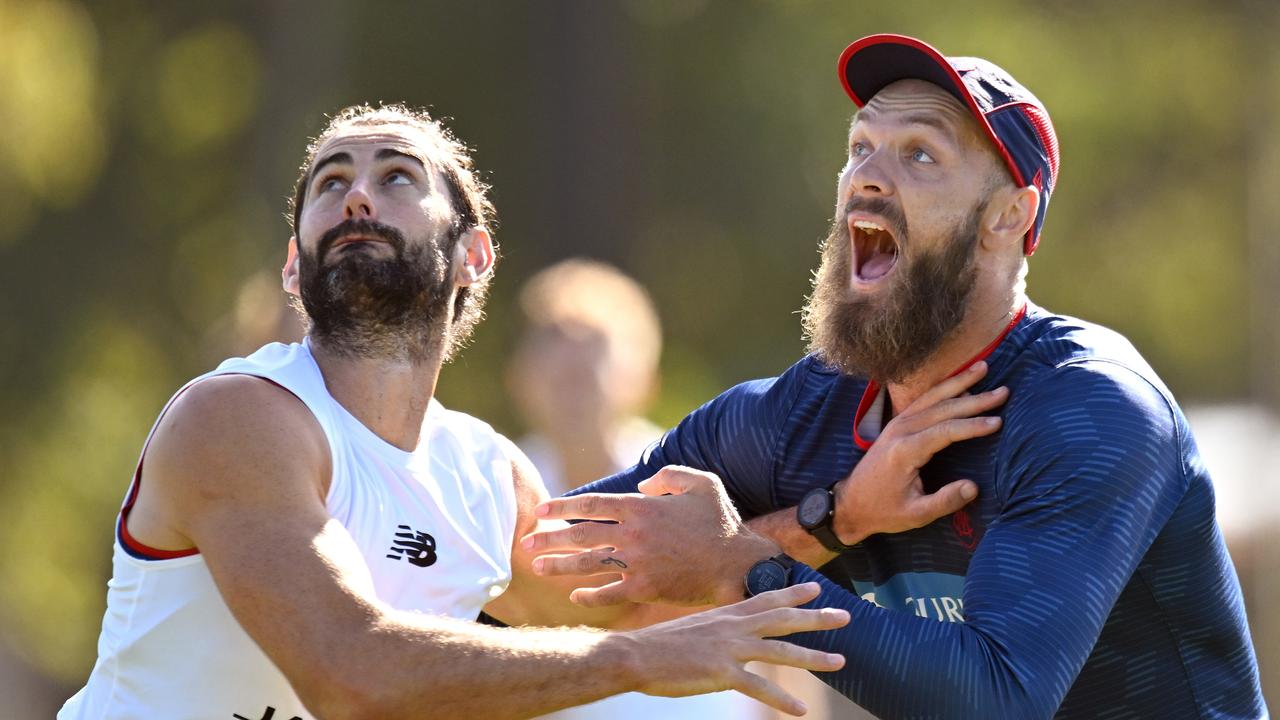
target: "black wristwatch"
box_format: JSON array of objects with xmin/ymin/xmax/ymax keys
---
[
  {"xmin": 744, "ymin": 553, "xmax": 797, "ymax": 598},
  {"xmin": 797, "ymin": 485, "xmax": 859, "ymax": 553}
]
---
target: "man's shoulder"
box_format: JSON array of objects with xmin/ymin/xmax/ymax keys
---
[
  {"xmin": 158, "ymin": 374, "xmax": 327, "ymax": 457},
  {"xmin": 141, "ymin": 373, "xmax": 331, "ymax": 532},
  {"xmin": 1001, "ymin": 314, "xmax": 1182, "ymax": 460},
  {"xmin": 426, "ymin": 398, "xmax": 504, "ymax": 447},
  {"xmin": 423, "ymin": 400, "xmax": 522, "ymax": 485},
  {"xmin": 719, "ymin": 354, "xmax": 855, "ymax": 405},
  {"xmin": 1009, "ymin": 305, "xmax": 1172, "ymax": 403},
  {"xmin": 1017, "ymin": 305, "xmax": 1153, "ymax": 374},
  {"xmin": 212, "ymin": 340, "xmax": 310, "ymax": 375}
]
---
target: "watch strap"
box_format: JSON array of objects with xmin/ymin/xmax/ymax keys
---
[{"xmin": 810, "ymin": 522, "xmax": 857, "ymax": 554}]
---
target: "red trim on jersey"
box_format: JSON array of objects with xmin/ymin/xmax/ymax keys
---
[
  {"xmin": 851, "ymin": 303, "xmax": 1028, "ymax": 450},
  {"xmin": 118, "ymin": 373, "xmax": 295, "ymax": 561},
  {"xmin": 852, "ymin": 380, "xmax": 882, "ymax": 451},
  {"xmin": 944, "ymin": 303, "xmax": 1027, "ymax": 379}
]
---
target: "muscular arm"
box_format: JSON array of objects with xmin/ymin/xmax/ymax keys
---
[
  {"xmin": 140, "ymin": 376, "xmax": 844, "ymax": 719},
  {"xmin": 776, "ymin": 363, "xmax": 1190, "ymax": 718},
  {"xmin": 531, "ymin": 361, "xmax": 1191, "ymax": 717}
]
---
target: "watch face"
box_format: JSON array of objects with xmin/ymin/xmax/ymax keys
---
[
  {"xmin": 797, "ymin": 488, "xmax": 831, "ymax": 529},
  {"xmin": 747, "ymin": 560, "xmax": 789, "ymax": 596}
]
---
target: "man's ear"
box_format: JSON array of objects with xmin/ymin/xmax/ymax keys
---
[
  {"xmin": 282, "ymin": 237, "xmax": 301, "ymax": 295},
  {"xmin": 452, "ymin": 227, "xmax": 495, "ymax": 286},
  {"xmin": 982, "ymin": 186, "xmax": 1039, "ymax": 252}
]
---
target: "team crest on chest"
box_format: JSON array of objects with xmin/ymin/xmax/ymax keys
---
[{"xmin": 951, "ymin": 509, "xmax": 978, "ymax": 551}]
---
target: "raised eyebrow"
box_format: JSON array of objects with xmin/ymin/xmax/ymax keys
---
[
  {"xmin": 309, "ymin": 151, "xmax": 352, "ymax": 184},
  {"xmin": 375, "ymin": 148, "xmax": 428, "ymax": 171},
  {"xmin": 851, "ymin": 109, "xmax": 961, "ymax": 147}
]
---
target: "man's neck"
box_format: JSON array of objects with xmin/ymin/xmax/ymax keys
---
[
  {"xmin": 309, "ymin": 337, "xmax": 444, "ymax": 452},
  {"xmin": 885, "ymin": 291, "xmax": 1025, "ymax": 414}
]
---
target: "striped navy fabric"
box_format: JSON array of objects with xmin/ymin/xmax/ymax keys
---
[{"xmin": 573, "ymin": 303, "xmax": 1265, "ymax": 719}]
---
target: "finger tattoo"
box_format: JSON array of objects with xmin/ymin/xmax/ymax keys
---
[{"xmin": 601, "ymin": 556, "xmax": 628, "ymax": 569}]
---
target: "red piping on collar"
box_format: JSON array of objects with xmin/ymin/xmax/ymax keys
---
[{"xmin": 852, "ymin": 303, "xmax": 1027, "ymax": 450}]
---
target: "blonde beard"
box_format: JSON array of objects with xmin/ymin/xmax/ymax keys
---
[{"xmin": 801, "ymin": 208, "xmax": 982, "ymax": 382}]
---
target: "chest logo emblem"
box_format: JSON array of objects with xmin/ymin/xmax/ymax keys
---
[
  {"xmin": 951, "ymin": 509, "xmax": 978, "ymax": 551},
  {"xmin": 386, "ymin": 524, "xmax": 438, "ymax": 567}
]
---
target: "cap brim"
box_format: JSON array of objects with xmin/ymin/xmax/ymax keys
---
[{"xmin": 839, "ymin": 34, "xmax": 969, "ymax": 110}]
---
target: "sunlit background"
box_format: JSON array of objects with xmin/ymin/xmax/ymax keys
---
[{"xmin": 1, "ymin": 0, "xmax": 1276, "ymax": 716}]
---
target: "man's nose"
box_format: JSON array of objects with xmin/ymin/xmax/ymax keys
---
[
  {"xmin": 343, "ymin": 181, "xmax": 376, "ymax": 220},
  {"xmin": 847, "ymin": 151, "xmax": 895, "ymax": 200}
]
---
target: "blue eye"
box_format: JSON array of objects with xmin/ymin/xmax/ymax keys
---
[
  {"xmin": 384, "ymin": 170, "xmax": 413, "ymax": 186},
  {"xmin": 318, "ymin": 176, "xmax": 346, "ymax": 193},
  {"xmin": 851, "ymin": 142, "xmax": 870, "ymax": 157},
  {"xmin": 911, "ymin": 148, "xmax": 936, "ymax": 164}
]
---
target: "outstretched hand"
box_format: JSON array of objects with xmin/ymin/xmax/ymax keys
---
[
  {"xmin": 623, "ymin": 581, "xmax": 848, "ymax": 716},
  {"xmin": 523, "ymin": 466, "xmax": 779, "ymax": 608}
]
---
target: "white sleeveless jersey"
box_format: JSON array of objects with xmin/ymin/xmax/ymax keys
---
[{"xmin": 60, "ymin": 340, "xmax": 519, "ymax": 720}]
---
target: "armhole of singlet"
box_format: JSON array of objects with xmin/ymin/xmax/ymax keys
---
[{"xmin": 117, "ymin": 373, "xmax": 300, "ymax": 561}]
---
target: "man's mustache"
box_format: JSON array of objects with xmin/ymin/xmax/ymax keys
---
[
  {"xmin": 842, "ymin": 197, "xmax": 907, "ymax": 243},
  {"xmin": 317, "ymin": 219, "xmax": 407, "ymax": 261}
]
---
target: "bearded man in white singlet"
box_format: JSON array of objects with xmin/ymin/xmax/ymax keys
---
[{"xmin": 59, "ymin": 105, "xmax": 850, "ymax": 720}]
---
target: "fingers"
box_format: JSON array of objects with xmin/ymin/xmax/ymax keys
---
[
  {"xmin": 729, "ymin": 669, "xmax": 809, "ymax": 716},
  {"xmin": 532, "ymin": 548, "xmax": 632, "ymax": 578},
  {"xmin": 744, "ymin": 606, "xmax": 852, "ymax": 638},
  {"xmin": 535, "ymin": 493, "xmax": 642, "ymax": 521},
  {"xmin": 912, "ymin": 415, "xmax": 1003, "ymax": 459},
  {"xmin": 720, "ymin": 582, "xmax": 822, "ymax": 616},
  {"xmin": 903, "ymin": 386, "xmax": 1009, "ymax": 433},
  {"xmin": 569, "ymin": 579, "xmax": 636, "ymax": 607},
  {"xmin": 909, "ymin": 479, "xmax": 978, "ymax": 526},
  {"xmin": 521, "ymin": 520, "xmax": 619, "ymax": 554},
  {"xmin": 744, "ymin": 639, "xmax": 846, "ymax": 673},
  {"xmin": 637, "ymin": 466, "xmax": 717, "ymax": 497},
  {"xmin": 903, "ymin": 360, "xmax": 990, "ymax": 414}
]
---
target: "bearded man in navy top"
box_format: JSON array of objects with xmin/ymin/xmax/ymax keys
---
[{"xmin": 522, "ymin": 34, "xmax": 1266, "ymax": 719}]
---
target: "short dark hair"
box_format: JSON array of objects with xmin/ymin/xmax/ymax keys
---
[{"xmin": 288, "ymin": 104, "xmax": 497, "ymax": 361}]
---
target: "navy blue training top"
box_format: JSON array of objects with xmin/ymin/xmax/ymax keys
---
[{"xmin": 572, "ymin": 302, "xmax": 1265, "ymax": 719}]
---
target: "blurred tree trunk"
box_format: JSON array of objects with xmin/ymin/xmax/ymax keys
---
[
  {"xmin": 523, "ymin": 2, "xmax": 646, "ymax": 270},
  {"xmin": 1243, "ymin": 0, "xmax": 1279, "ymax": 705},
  {"xmin": 233, "ymin": 0, "xmax": 349, "ymax": 353},
  {"xmin": 1247, "ymin": 0, "xmax": 1280, "ymax": 413}
]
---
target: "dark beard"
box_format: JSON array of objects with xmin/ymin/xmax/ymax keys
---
[
  {"xmin": 801, "ymin": 201, "xmax": 983, "ymax": 383},
  {"xmin": 298, "ymin": 218, "xmax": 454, "ymax": 363}
]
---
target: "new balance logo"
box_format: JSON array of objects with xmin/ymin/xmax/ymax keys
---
[
  {"xmin": 233, "ymin": 707, "xmax": 302, "ymax": 720},
  {"xmin": 386, "ymin": 524, "xmax": 437, "ymax": 567}
]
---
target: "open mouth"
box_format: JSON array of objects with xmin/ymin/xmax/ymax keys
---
[
  {"xmin": 331, "ymin": 235, "xmax": 390, "ymax": 253},
  {"xmin": 850, "ymin": 218, "xmax": 899, "ymax": 283}
]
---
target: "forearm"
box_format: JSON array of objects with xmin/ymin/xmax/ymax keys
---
[
  {"xmin": 782, "ymin": 565, "xmax": 1049, "ymax": 719},
  {"xmin": 316, "ymin": 610, "xmax": 640, "ymax": 719},
  {"xmin": 747, "ymin": 507, "xmax": 837, "ymax": 569}
]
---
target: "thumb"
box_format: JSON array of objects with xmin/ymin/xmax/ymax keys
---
[
  {"xmin": 637, "ymin": 467, "xmax": 704, "ymax": 497},
  {"xmin": 911, "ymin": 479, "xmax": 978, "ymax": 526}
]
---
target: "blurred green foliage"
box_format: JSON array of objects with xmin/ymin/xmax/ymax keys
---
[{"xmin": 0, "ymin": 0, "xmax": 1275, "ymax": 699}]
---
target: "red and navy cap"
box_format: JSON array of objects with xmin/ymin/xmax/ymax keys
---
[{"xmin": 838, "ymin": 34, "xmax": 1060, "ymax": 256}]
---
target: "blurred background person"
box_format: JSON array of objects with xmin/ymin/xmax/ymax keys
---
[{"xmin": 507, "ymin": 259, "xmax": 664, "ymax": 498}]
